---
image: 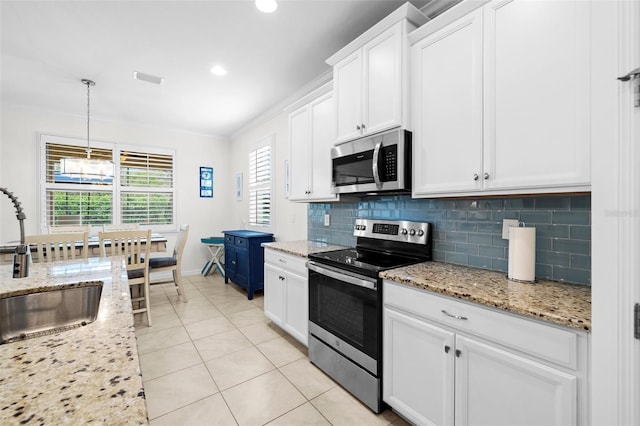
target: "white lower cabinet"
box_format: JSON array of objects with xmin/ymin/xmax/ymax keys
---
[
  {"xmin": 263, "ymin": 248, "xmax": 308, "ymax": 346},
  {"xmin": 383, "ymin": 281, "xmax": 588, "ymax": 426}
]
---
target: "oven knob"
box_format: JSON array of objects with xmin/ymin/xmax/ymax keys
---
[
  {"xmin": 401, "ymin": 228, "xmax": 408, "ymax": 235},
  {"xmin": 409, "ymin": 229, "xmax": 416, "ymax": 236},
  {"xmin": 418, "ymin": 229, "xmax": 425, "ymax": 237}
]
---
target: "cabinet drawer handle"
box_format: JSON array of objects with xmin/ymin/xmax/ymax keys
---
[
  {"xmin": 279, "ymin": 276, "xmax": 285, "ymax": 281},
  {"xmin": 441, "ymin": 310, "xmax": 468, "ymax": 320},
  {"xmin": 278, "ymin": 258, "xmax": 286, "ymax": 263}
]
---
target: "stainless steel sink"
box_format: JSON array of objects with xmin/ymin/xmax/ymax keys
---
[{"xmin": 0, "ymin": 282, "xmax": 103, "ymax": 344}]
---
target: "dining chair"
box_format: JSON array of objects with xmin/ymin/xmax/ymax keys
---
[
  {"xmin": 99, "ymin": 229, "xmax": 152, "ymax": 326},
  {"xmin": 25, "ymin": 232, "xmax": 89, "ymax": 263},
  {"xmin": 103, "ymin": 223, "xmax": 139, "ymax": 232},
  {"xmin": 148, "ymin": 224, "xmax": 189, "ymax": 302},
  {"xmin": 48, "ymin": 224, "xmax": 91, "ymax": 234}
]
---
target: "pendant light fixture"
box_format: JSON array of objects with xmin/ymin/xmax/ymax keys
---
[{"xmin": 59, "ymin": 79, "xmax": 114, "ymax": 181}]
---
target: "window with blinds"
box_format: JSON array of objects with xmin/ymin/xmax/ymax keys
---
[
  {"xmin": 120, "ymin": 150, "xmax": 174, "ymax": 225},
  {"xmin": 248, "ymin": 142, "xmax": 272, "ymax": 227},
  {"xmin": 46, "ymin": 143, "xmax": 113, "ymax": 185},
  {"xmin": 41, "ymin": 135, "xmax": 175, "ymax": 230}
]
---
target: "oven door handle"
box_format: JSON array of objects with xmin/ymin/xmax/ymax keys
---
[
  {"xmin": 372, "ymin": 139, "xmax": 382, "ymax": 188},
  {"xmin": 306, "ymin": 261, "xmax": 377, "ymax": 290}
]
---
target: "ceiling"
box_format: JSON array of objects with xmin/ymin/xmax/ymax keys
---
[{"xmin": 0, "ymin": 0, "xmax": 454, "ymax": 138}]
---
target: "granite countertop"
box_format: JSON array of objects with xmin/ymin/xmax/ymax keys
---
[
  {"xmin": 0, "ymin": 257, "xmax": 148, "ymax": 425},
  {"xmin": 262, "ymin": 240, "xmax": 347, "ymax": 257},
  {"xmin": 381, "ymin": 262, "xmax": 591, "ymax": 332}
]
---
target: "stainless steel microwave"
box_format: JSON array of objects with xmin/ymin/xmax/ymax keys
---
[{"xmin": 330, "ymin": 128, "xmax": 411, "ymax": 195}]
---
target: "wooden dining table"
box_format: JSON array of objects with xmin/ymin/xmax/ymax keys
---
[{"xmin": 0, "ymin": 233, "xmax": 167, "ymax": 265}]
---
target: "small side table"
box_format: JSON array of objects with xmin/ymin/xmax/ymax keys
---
[{"xmin": 200, "ymin": 237, "xmax": 225, "ymax": 277}]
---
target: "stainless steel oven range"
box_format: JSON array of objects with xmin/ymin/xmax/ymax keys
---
[{"xmin": 306, "ymin": 218, "xmax": 432, "ymax": 413}]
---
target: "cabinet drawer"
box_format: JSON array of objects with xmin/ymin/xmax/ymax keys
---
[
  {"xmin": 234, "ymin": 237, "xmax": 248, "ymax": 248},
  {"xmin": 264, "ymin": 249, "xmax": 308, "ymax": 277},
  {"xmin": 384, "ymin": 281, "xmax": 579, "ymax": 370}
]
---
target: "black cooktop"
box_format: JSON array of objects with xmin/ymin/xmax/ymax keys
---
[{"xmin": 307, "ymin": 248, "xmax": 424, "ymax": 278}]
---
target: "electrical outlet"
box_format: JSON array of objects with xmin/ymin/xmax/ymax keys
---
[
  {"xmin": 502, "ymin": 219, "xmax": 519, "ymax": 239},
  {"xmin": 324, "ymin": 214, "xmax": 330, "ymax": 227}
]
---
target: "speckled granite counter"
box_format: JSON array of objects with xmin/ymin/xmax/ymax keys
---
[
  {"xmin": 380, "ymin": 262, "xmax": 591, "ymax": 332},
  {"xmin": 0, "ymin": 257, "xmax": 148, "ymax": 425},
  {"xmin": 261, "ymin": 240, "xmax": 347, "ymax": 258}
]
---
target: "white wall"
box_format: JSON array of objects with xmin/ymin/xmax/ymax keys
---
[
  {"xmin": 228, "ymin": 110, "xmax": 307, "ymax": 242},
  {"xmin": 0, "ymin": 105, "xmax": 234, "ymax": 274}
]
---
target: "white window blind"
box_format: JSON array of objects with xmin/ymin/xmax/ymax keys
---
[
  {"xmin": 120, "ymin": 150, "xmax": 174, "ymax": 225},
  {"xmin": 44, "ymin": 142, "xmax": 114, "ymax": 225},
  {"xmin": 248, "ymin": 142, "xmax": 272, "ymax": 227},
  {"xmin": 41, "ymin": 135, "xmax": 175, "ymax": 230}
]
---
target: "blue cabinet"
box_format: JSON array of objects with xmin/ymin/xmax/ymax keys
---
[{"xmin": 223, "ymin": 230, "xmax": 273, "ymax": 300}]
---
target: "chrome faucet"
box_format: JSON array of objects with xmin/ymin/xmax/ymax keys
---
[{"xmin": 0, "ymin": 186, "xmax": 29, "ymax": 278}]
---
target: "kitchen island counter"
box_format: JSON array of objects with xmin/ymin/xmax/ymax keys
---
[
  {"xmin": 0, "ymin": 257, "xmax": 148, "ymax": 425},
  {"xmin": 381, "ymin": 261, "xmax": 591, "ymax": 332},
  {"xmin": 261, "ymin": 240, "xmax": 347, "ymax": 258}
]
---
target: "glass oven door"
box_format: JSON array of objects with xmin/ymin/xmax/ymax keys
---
[{"xmin": 307, "ymin": 261, "xmax": 380, "ymax": 365}]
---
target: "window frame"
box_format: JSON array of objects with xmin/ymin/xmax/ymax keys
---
[
  {"xmin": 39, "ymin": 134, "xmax": 176, "ymax": 234},
  {"xmin": 247, "ymin": 135, "xmax": 274, "ymax": 231}
]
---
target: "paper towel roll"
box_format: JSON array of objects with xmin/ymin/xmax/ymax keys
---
[{"xmin": 508, "ymin": 226, "xmax": 536, "ymax": 282}]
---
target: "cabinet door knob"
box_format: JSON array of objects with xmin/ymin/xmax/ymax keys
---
[
  {"xmin": 455, "ymin": 349, "xmax": 462, "ymax": 358},
  {"xmin": 361, "ymin": 123, "xmax": 366, "ymax": 130},
  {"xmin": 279, "ymin": 276, "xmax": 285, "ymax": 281},
  {"xmin": 484, "ymin": 172, "xmax": 490, "ymax": 180},
  {"xmin": 444, "ymin": 345, "xmax": 451, "ymax": 353},
  {"xmin": 356, "ymin": 125, "xmax": 361, "ymax": 131},
  {"xmin": 473, "ymin": 173, "xmax": 479, "ymax": 181}
]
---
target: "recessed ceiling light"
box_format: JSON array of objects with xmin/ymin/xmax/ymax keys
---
[
  {"xmin": 210, "ymin": 65, "xmax": 228, "ymax": 76},
  {"xmin": 133, "ymin": 71, "xmax": 164, "ymax": 85},
  {"xmin": 255, "ymin": 0, "xmax": 277, "ymax": 13}
]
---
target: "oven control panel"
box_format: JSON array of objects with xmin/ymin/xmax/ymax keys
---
[{"xmin": 353, "ymin": 218, "xmax": 431, "ymax": 244}]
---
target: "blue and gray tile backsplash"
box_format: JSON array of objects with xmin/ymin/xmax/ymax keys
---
[{"xmin": 308, "ymin": 194, "xmax": 591, "ymax": 285}]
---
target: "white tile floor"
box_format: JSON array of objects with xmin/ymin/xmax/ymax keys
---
[{"xmin": 135, "ymin": 273, "xmax": 410, "ymax": 426}]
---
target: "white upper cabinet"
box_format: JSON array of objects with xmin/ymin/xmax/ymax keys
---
[
  {"xmin": 483, "ymin": 0, "xmax": 591, "ymax": 191},
  {"xmin": 411, "ymin": 0, "xmax": 601, "ymax": 198},
  {"xmin": 412, "ymin": 8, "xmax": 484, "ymax": 195},
  {"xmin": 334, "ymin": 50, "xmax": 364, "ymax": 143},
  {"xmin": 327, "ymin": 3, "xmax": 428, "ymax": 145},
  {"xmin": 287, "ymin": 86, "xmax": 338, "ymax": 202}
]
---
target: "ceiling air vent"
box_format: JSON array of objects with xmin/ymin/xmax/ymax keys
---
[{"xmin": 133, "ymin": 71, "xmax": 164, "ymax": 85}]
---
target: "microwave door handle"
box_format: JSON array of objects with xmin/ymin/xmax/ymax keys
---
[
  {"xmin": 306, "ymin": 261, "xmax": 377, "ymax": 290},
  {"xmin": 372, "ymin": 140, "xmax": 382, "ymax": 188}
]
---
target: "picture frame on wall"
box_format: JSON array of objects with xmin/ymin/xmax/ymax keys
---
[
  {"xmin": 236, "ymin": 172, "xmax": 243, "ymax": 201},
  {"xmin": 200, "ymin": 166, "xmax": 213, "ymax": 198}
]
